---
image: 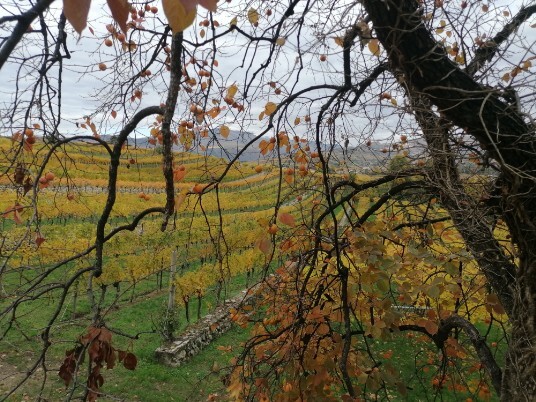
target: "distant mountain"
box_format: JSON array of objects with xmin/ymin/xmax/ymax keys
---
[{"xmin": 100, "ymin": 131, "xmax": 419, "ymax": 168}]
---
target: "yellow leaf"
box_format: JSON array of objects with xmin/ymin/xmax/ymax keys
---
[
  {"xmin": 106, "ymin": 0, "xmax": 129, "ymax": 33},
  {"xmin": 258, "ymin": 111, "xmax": 265, "ymax": 120},
  {"xmin": 264, "ymin": 101, "xmax": 277, "ymax": 116},
  {"xmin": 294, "ymin": 117, "xmax": 301, "ymax": 125},
  {"xmin": 220, "ymin": 125, "xmax": 230, "ymax": 138},
  {"xmin": 276, "ymin": 37, "xmax": 286, "ymax": 46},
  {"xmin": 227, "ymin": 84, "xmax": 238, "ymax": 99},
  {"xmin": 247, "ymin": 8, "xmax": 259, "ymax": 25},
  {"xmin": 390, "ymin": 98, "xmax": 398, "ymax": 106},
  {"xmin": 334, "ymin": 36, "xmax": 344, "ymax": 47},
  {"xmin": 230, "ymin": 16, "xmax": 238, "ymax": 27},
  {"xmin": 501, "ymin": 72, "xmax": 511, "ymax": 82},
  {"xmin": 162, "ymin": 0, "xmax": 197, "ymax": 33},
  {"xmin": 63, "ymin": 0, "xmax": 91, "ymax": 34},
  {"xmin": 368, "ymin": 39, "xmax": 381, "ymax": 56}
]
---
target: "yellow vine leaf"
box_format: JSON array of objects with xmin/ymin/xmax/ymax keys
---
[{"xmin": 162, "ymin": 0, "xmax": 197, "ymax": 33}]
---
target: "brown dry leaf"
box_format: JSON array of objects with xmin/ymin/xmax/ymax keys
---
[
  {"xmin": 63, "ymin": 0, "xmax": 92, "ymax": 34},
  {"xmin": 106, "ymin": 0, "xmax": 129, "ymax": 33},
  {"xmin": 123, "ymin": 352, "xmax": 137, "ymax": 370}
]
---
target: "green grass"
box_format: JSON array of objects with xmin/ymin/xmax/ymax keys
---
[{"xmin": 0, "ymin": 266, "xmax": 259, "ymax": 401}]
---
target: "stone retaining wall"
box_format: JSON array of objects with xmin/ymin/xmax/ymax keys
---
[{"xmin": 154, "ymin": 288, "xmax": 255, "ymax": 367}]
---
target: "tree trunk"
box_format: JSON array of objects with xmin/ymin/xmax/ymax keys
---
[{"xmin": 362, "ymin": 0, "xmax": 536, "ymax": 398}]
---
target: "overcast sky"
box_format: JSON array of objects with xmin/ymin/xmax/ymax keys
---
[{"xmin": 1, "ymin": 0, "xmax": 535, "ymax": 145}]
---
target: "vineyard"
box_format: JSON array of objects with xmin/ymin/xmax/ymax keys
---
[
  {"xmin": 0, "ymin": 135, "xmax": 511, "ymax": 401},
  {"xmin": 0, "ymin": 135, "xmax": 344, "ymax": 399}
]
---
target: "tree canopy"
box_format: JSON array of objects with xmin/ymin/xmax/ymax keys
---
[{"xmin": 1, "ymin": 0, "xmax": 536, "ymax": 401}]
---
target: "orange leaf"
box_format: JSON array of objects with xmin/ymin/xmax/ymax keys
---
[
  {"xmin": 106, "ymin": 0, "xmax": 129, "ymax": 33},
  {"xmin": 63, "ymin": 0, "xmax": 92, "ymax": 34},
  {"xmin": 278, "ymin": 212, "xmax": 296, "ymax": 227},
  {"xmin": 368, "ymin": 39, "xmax": 381, "ymax": 56},
  {"xmin": 424, "ymin": 320, "xmax": 438, "ymax": 335},
  {"xmin": 220, "ymin": 125, "xmax": 230, "ymax": 138},
  {"xmin": 264, "ymin": 102, "xmax": 277, "ymax": 116},
  {"xmin": 258, "ymin": 235, "xmax": 272, "ymax": 255},
  {"xmin": 173, "ymin": 169, "xmax": 187, "ymax": 181}
]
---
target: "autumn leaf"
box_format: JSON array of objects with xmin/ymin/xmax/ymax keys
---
[
  {"xmin": 248, "ymin": 8, "xmax": 259, "ymax": 25},
  {"xmin": 258, "ymin": 235, "xmax": 272, "ymax": 255},
  {"xmin": 198, "ymin": 0, "xmax": 218, "ymax": 12},
  {"xmin": 2, "ymin": 203, "xmax": 23, "ymax": 224},
  {"xmin": 106, "ymin": 0, "xmax": 129, "ymax": 33},
  {"xmin": 162, "ymin": 0, "xmax": 197, "ymax": 32},
  {"xmin": 123, "ymin": 352, "xmax": 137, "ymax": 370},
  {"xmin": 220, "ymin": 125, "xmax": 230, "ymax": 138},
  {"xmin": 264, "ymin": 102, "xmax": 277, "ymax": 116},
  {"xmin": 278, "ymin": 212, "xmax": 296, "ymax": 227},
  {"xmin": 63, "ymin": 0, "xmax": 91, "ymax": 35},
  {"xmin": 226, "ymin": 84, "xmax": 238, "ymax": 99},
  {"xmin": 35, "ymin": 234, "xmax": 46, "ymax": 248},
  {"xmin": 368, "ymin": 39, "xmax": 381, "ymax": 56}
]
